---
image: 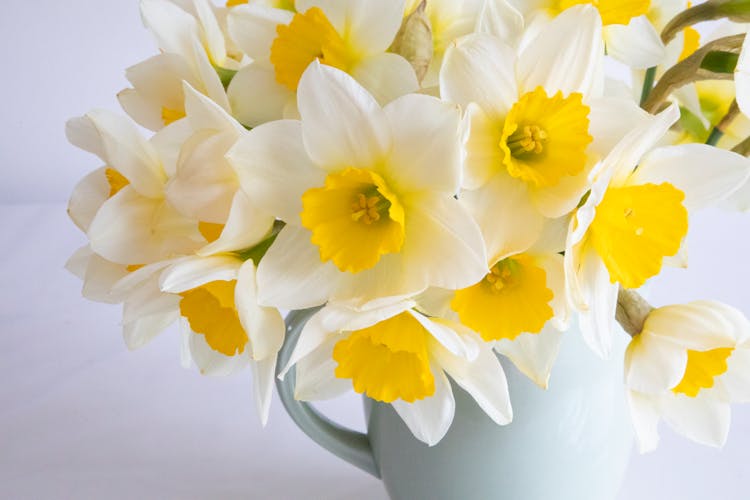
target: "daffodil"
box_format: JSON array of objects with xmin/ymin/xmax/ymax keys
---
[
  {"xmin": 500, "ymin": 0, "xmax": 673, "ymax": 68},
  {"xmin": 279, "ymin": 299, "xmax": 512, "ymax": 445},
  {"xmin": 566, "ymin": 104, "xmax": 750, "ymax": 357},
  {"xmin": 441, "ymin": 6, "xmax": 649, "ymax": 255},
  {"xmin": 225, "ymin": 0, "xmax": 418, "ymax": 127},
  {"xmin": 66, "ymin": 109, "xmax": 205, "ymax": 267},
  {"xmin": 228, "ymin": 62, "xmax": 487, "ymax": 309},
  {"xmin": 624, "ymin": 301, "xmax": 750, "ymax": 452},
  {"xmin": 118, "ymin": 0, "xmax": 231, "ymax": 131}
]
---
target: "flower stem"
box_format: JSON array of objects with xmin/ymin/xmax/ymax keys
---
[
  {"xmin": 706, "ymin": 99, "xmax": 740, "ymax": 146},
  {"xmin": 616, "ymin": 287, "xmax": 654, "ymax": 337},
  {"xmin": 640, "ymin": 67, "xmax": 657, "ymax": 107}
]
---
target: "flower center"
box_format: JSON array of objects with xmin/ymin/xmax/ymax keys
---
[
  {"xmin": 300, "ymin": 168, "xmax": 406, "ymax": 274},
  {"xmin": 198, "ymin": 222, "xmax": 225, "ymax": 243},
  {"xmin": 672, "ymin": 347, "xmax": 734, "ymax": 397},
  {"xmin": 558, "ymin": 0, "xmax": 650, "ymax": 26},
  {"xmin": 500, "ymin": 87, "xmax": 591, "ymax": 188},
  {"xmin": 270, "ymin": 7, "xmax": 350, "ymax": 92},
  {"xmin": 179, "ymin": 280, "xmax": 249, "ymax": 357},
  {"xmin": 451, "ymin": 255, "xmax": 554, "ymax": 341},
  {"xmin": 333, "ymin": 312, "xmax": 435, "ymax": 403},
  {"xmin": 588, "ymin": 182, "xmax": 688, "ymax": 289}
]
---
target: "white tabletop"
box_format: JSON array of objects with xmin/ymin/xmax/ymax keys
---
[{"xmin": 1, "ymin": 204, "xmax": 749, "ymax": 500}]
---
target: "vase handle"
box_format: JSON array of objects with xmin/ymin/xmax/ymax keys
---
[{"xmin": 275, "ymin": 309, "xmax": 380, "ymax": 478}]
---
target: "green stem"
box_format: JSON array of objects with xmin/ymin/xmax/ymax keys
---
[
  {"xmin": 640, "ymin": 67, "xmax": 657, "ymax": 107},
  {"xmin": 706, "ymin": 99, "xmax": 739, "ymax": 146}
]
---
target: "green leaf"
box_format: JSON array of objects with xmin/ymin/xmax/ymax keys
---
[{"xmin": 700, "ymin": 50, "xmax": 739, "ymax": 74}]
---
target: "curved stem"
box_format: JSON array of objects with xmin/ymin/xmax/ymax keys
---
[{"xmin": 640, "ymin": 67, "xmax": 657, "ymax": 107}]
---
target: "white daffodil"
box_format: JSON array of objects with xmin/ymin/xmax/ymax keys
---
[
  {"xmin": 500, "ymin": 0, "xmax": 672, "ymax": 69},
  {"xmin": 118, "ymin": 0, "xmax": 231, "ymax": 131},
  {"xmin": 66, "ymin": 109, "xmax": 205, "ymax": 267},
  {"xmin": 225, "ymin": 0, "xmax": 418, "ymax": 127},
  {"xmin": 625, "ymin": 301, "xmax": 750, "ymax": 452},
  {"xmin": 228, "ymin": 62, "xmax": 487, "ymax": 309},
  {"xmin": 279, "ymin": 299, "xmax": 512, "ymax": 445},
  {"xmin": 441, "ymin": 6, "xmax": 649, "ymax": 255},
  {"xmin": 734, "ymin": 27, "xmax": 750, "ymax": 118},
  {"xmin": 566, "ymin": 104, "xmax": 750, "ymax": 358},
  {"xmin": 402, "ymin": 0, "xmax": 483, "ymax": 89}
]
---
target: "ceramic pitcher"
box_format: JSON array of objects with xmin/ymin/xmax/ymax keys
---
[{"xmin": 276, "ymin": 309, "xmax": 633, "ymax": 500}]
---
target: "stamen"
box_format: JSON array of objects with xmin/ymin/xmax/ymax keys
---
[
  {"xmin": 351, "ymin": 191, "xmax": 389, "ymax": 225},
  {"xmin": 507, "ymin": 125, "xmax": 549, "ymax": 157}
]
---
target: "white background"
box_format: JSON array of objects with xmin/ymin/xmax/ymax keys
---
[{"xmin": 1, "ymin": 1, "xmax": 749, "ymax": 499}]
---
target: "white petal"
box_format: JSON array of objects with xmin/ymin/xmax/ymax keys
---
[
  {"xmin": 624, "ymin": 332, "xmax": 688, "ymax": 394},
  {"xmin": 295, "ymin": 0, "xmax": 346, "ymax": 32},
  {"xmin": 68, "ymin": 167, "xmax": 110, "ymax": 232},
  {"xmin": 297, "ymin": 62, "xmax": 391, "ymax": 171},
  {"xmin": 391, "ymin": 369, "xmax": 455, "ymax": 446},
  {"xmin": 227, "ymin": 4, "xmax": 293, "ymax": 61},
  {"xmin": 111, "ymin": 259, "xmax": 178, "ymax": 295},
  {"xmin": 534, "ymin": 252, "xmax": 568, "ymax": 328},
  {"xmin": 198, "ymin": 190, "xmax": 276, "ymax": 256},
  {"xmin": 256, "ymin": 225, "xmax": 341, "ymax": 309},
  {"xmin": 227, "ymin": 64, "xmax": 294, "ymax": 128},
  {"xmin": 183, "ymin": 81, "xmax": 243, "ymax": 134},
  {"xmin": 342, "ymin": 0, "xmax": 405, "ymax": 54},
  {"xmin": 462, "ymin": 103, "xmax": 503, "ymax": 190},
  {"xmin": 189, "ymin": 331, "xmax": 249, "ymax": 376},
  {"xmin": 604, "ymin": 17, "xmax": 665, "ymax": 70},
  {"xmin": 401, "ymin": 193, "xmax": 488, "ymax": 291},
  {"xmin": 462, "ymin": 172, "xmax": 544, "ymax": 263},
  {"xmin": 382, "ymin": 93, "xmax": 462, "ymax": 194},
  {"xmin": 517, "ymin": 5, "xmax": 604, "ymax": 97},
  {"xmin": 123, "ymin": 309, "xmax": 180, "ymax": 350},
  {"xmin": 496, "ymin": 324, "xmax": 563, "ymax": 389},
  {"xmin": 151, "ymin": 119, "xmax": 194, "ymax": 178},
  {"xmin": 628, "ymin": 144, "xmax": 750, "ymax": 210},
  {"xmin": 720, "ymin": 177, "xmax": 750, "ymax": 212},
  {"xmin": 433, "ymin": 341, "xmax": 512, "ymax": 425},
  {"xmin": 65, "ymin": 245, "xmax": 92, "ymax": 281},
  {"xmin": 159, "ymin": 255, "xmax": 242, "ymax": 293},
  {"xmin": 530, "ymin": 164, "xmax": 593, "ymax": 219},
  {"xmin": 141, "ymin": 0, "xmax": 200, "ymax": 59},
  {"xmin": 408, "ymin": 312, "xmax": 479, "ymax": 360},
  {"xmin": 577, "ymin": 248, "xmax": 619, "ymax": 359},
  {"xmin": 66, "ymin": 116, "xmax": 106, "ymax": 160},
  {"xmin": 236, "ymin": 261, "xmax": 285, "ymax": 360},
  {"xmin": 280, "ymin": 307, "xmax": 334, "ymax": 379},
  {"xmin": 294, "ymin": 336, "xmax": 351, "ymax": 401},
  {"xmin": 529, "ymin": 216, "xmax": 570, "ymax": 255},
  {"xmin": 439, "ymin": 33, "xmax": 518, "ymax": 118},
  {"xmin": 644, "ymin": 301, "xmax": 749, "ymax": 350},
  {"xmin": 587, "ymin": 98, "xmax": 650, "ymax": 156},
  {"xmin": 722, "ymin": 346, "xmax": 750, "ymax": 402},
  {"xmin": 88, "ymin": 187, "xmax": 203, "ymax": 265},
  {"xmin": 167, "ymin": 130, "xmax": 239, "ymax": 223},
  {"xmin": 662, "ymin": 394, "xmax": 731, "ymax": 448},
  {"xmin": 251, "ymin": 356, "xmax": 277, "ymax": 426},
  {"xmin": 350, "ymin": 53, "xmax": 419, "ymax": 105},
  {"xmin": 476, "ymin": 0, "xmax": 524, "ymax": 45},
  {"xmin": 228, "ymin": 120, "xmax": 324, "ymax": 225},
  {"xmin": 191, "ymin": 0, "xmax": 227, "ymax": 66},
  {"xmin": 82, "ymin": 254, "xmax": 130, "ymax": 304},
  {"xmin": 84, "ymin": 110, "xmax": 166, "ymax": 198},
  {"xmin": 627, "ymin": 390, "xmax": 662, "ymax": 453}
]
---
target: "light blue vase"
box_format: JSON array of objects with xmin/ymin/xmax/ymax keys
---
[{"xmin": 277, "ymin": 309, "xmax": 633, "ymax": 500}]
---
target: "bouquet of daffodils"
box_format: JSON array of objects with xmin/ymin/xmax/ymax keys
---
[{"xmin": 68, "ymin": 0, "xmax": 750, "ymax": 451}]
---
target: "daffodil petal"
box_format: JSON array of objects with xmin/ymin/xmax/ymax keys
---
[
  {"xmin": 628, "ymin": 145, "xmax": 750, "ymax": 211},
  {"xmin": 517, "ymin": 5, "xmax": 604, "ymax": 97},
  {"xmin": 382, "ymin": 93, "xmax": 462, "ymax": 194},
  {"xmin": 228, "ymin": 119, "xmax": 325, "ymax": 225},
  {"xmin": 68, "ymin": 167, "xmax": 110, "ymax": 233},
  {"xmin": 644, "ymin": 301, "xmax": 749, "ymax": 350},
  {"xmin": 198, "ymin": 191, "xmax": 275, "ymax": 256},
  {"xmin": 228, "ymin": 64, "xmax": 294, "ymax": 128},
  {"xmin": 624, "ymin": 332, "xmax": 688, "ymax": 394},
  {"xmin": 188, "ymin": 329, "xmax": 248, "ymax": 376},
  {"xmin": 476, "ymin": 0, "xmax": 524, "ymax": 44},
  {"xmin": 604, "ymin": 17, "xmax": 665, "ymax": 70},
  {"xmin": 662, "ymin": 394, "xmax": 730, "ymax": 448},
  {"xmin": 735, "ymin": 32, "xmax": 750, "ymax": 117},
  {"xmin": 391, "ymin": 369, "xmax": 455, "ymax": 446},
  {"xmin": 627, "ymin": 390, "xmax": 661, "ymax": 453},
  {"xmin": 228, "ymin": 4, "xmax": 294, "ymax": 61},
  {"xmin": 340, "ymin": 0, "xmax": 405, "ymax": 54},
  {"xmin": 297, "ymin": 62, "xmax": 391, "ymax": 171},
  {"xmin": 496, "ymin": 324, "xmax": 564, "ymax": 389},
  {"xmin": 256, "ymin": 225, "xmax": 341, "ymax": 309},
  {"xmin": 350, "ymin": 53, "xmax": 419, "ymax": 105},
  {"xmin": 236, "ymin": 261, "xmax": 285, "ymax": 360},
  {"xmin": 294, "ymin": 336, "xmax": 351, "ymax": 400},
  {"xmin": 123, "ymin": 309, "xmax": 180, "ymax": 351},
  {"xmin": 160, "ymin": 255, "xmax": 242, "ymax": 293},
  {"xmin": 439, "ymin": 33, "xmax": 518, "ymax": 118},
  {"xmin": 462, "ymin": 103, "xmax": 504, "ymax": 190},
  {"xmin": 577, "ymin": 247, "xmax": 618, "ymax": 359},
  {"xmin": 252, "ymin": 356, "xmax": 277, "ymax": 426}
]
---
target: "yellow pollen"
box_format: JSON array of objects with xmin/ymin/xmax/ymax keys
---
[
  {"xmin": 161, "ymin": 107, "xmax": 186, "ymax": 126},
  {"xmin": 270, "ymin": 7, "xmax": 350, "ymax": 92},
  {"xmin": 301, "ymin": 168, "xmax": 405, "ymax": 274},
  {"xmin": 500, "ymin": 87, "xmax": 591, "ymax": 188},
  {"xmin": 558, "ymin": 0, "xmax": 651, "ymax": 26},
  {"xmin": 105, "ymin": 168, "xmax": 129, "ymax": 198},
  {"xmin": 179, "ymin": 280, "xmax": 249, "ymax": 357},
  {"xmin": 333, "ymin": 312, "xmax": 435, "ymax": 403},
  {"xmin": 588, "ymin": 182, "xmax": 688, "ymax": 289},
  {"xmin": 672, "ymin": 347, "xmax": 734, "ymax": 397},
  {"xmin": 198, "ymin": 221, "xmax": 225, "ymax": 243},
  {"xmin": 451, "ymin": 255, "xmax": 554, "ymax": 341}
]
